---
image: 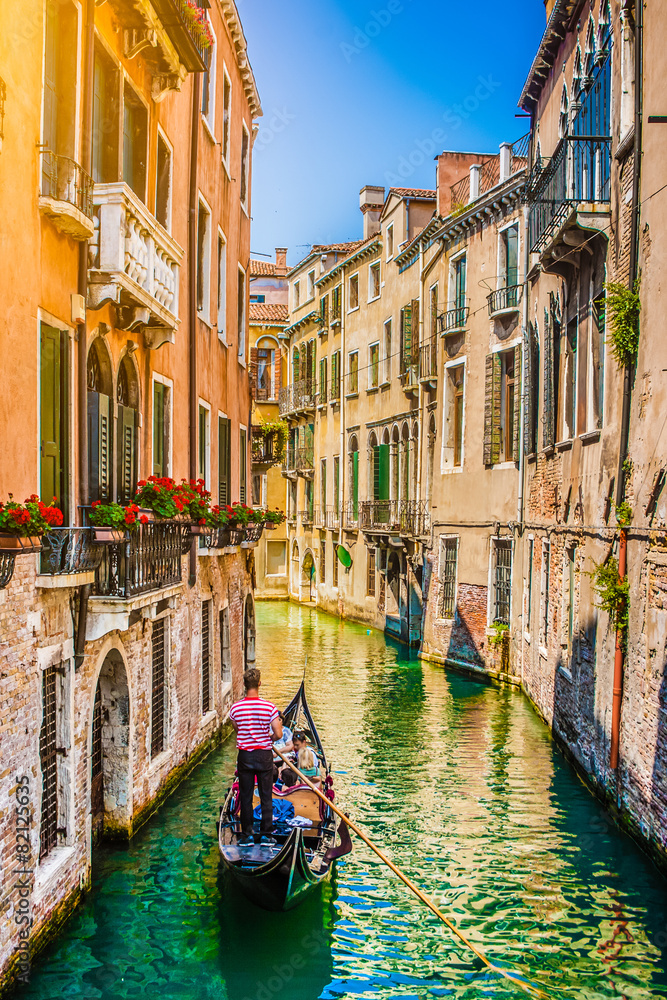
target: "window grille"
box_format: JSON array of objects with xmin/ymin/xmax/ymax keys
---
[
  {"xmin": 151, "ymin": 619, "xmax": 166, "ymax": 757},
  {"xmin": 92, "ymin": 683, "xmax": 102, "ymax": 779},
  {"xmin": 439, "ymin": 538, "xmax": 458, "ymax": 618},
  {"xmin": 39, "ymin": 665, "xmax": 58, "ymax": 859},
  {"xmin": 202, "ymin": 601, "xmax": 210, "ymax": 715},
  {"xmin": 494, "ymin": 540, "xmax": 512, "ymax": 624}
]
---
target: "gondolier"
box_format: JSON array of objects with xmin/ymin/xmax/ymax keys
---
[{"xmin": 229, "ymin": 668, "xmax": 283, "ymax": 847}]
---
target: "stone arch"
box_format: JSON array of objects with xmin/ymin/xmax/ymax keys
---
[
  {"xmin": 89, "ymin": 644, "xmax": 132, "ymax": 842},
  {"xmin": 87, "ymin": 335, "xmax": 113, "ymax": 397},
  {"xmin": 244, "ymin": 593, "xmax": 256, "ymax": 668},
  {"xmin": 348, "ymin": 434, "xmax": 360, "ymax": 522},
  {"xmin": 400, "ymin": 422, "xmax": 411, "ymax": 503},
  {"xmin": 301, "ymin": 547, "xmax": 315, "ymax": 602},
  {"xmin": 583, "ymin": 15, "xmax": 596, "ymax": 80},
  {"xmin": 426, "ymin": 413, "xmax": 437, "ymax": 509},
  {"xmin": 390, "ymin": 423, "xmax": 401, "ymax": 501},
  {"xmin": 386, "ymin": 550, "xmax": 401, "ymax": 618},
  {"xmin": 571, "ymin": 44, "xmax": 583, "ymax": 104},
  {"xmin": 382, "ymin": 427, "xmax": 390, "ymax": 446}
]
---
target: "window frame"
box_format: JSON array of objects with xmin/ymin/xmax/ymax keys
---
[
  {"xmin": 348, "ymin": 272, "xmax": 360, "ymax": 312},
  {"xmin": 438, "ymin": 535, "xmax": 458, "ymax": 620},
  {"xmin": 307, "ymin": 269, "xmax": 315, "ymax": 302},
  {"xmin": 386, "ymin": 223, "xmax": 394, "ymax": 261},
  {"xmin": 490, "ymin": 537, "xmax": 513, "ymax": 626},
  {"xmin": 237, "ymin": 263, "xmax": 247, "ymax": 364},
  {"xmin": 196, "ymin": 193, "xmax": 212, "ymax": 323},
  {"xmin": 217, "ymin": 227, "xmax": 227, "ymax": 344},
  {"xmin": 151, "ymin": 372, "xmax": 173, "ymax": 478},
  {"xmin": 441, "ymin": 357, "xmax": 466, "ymax": 472},
  {"xmin": 368, "ymin": 261, "xmax": 381, "ymax": 302},
  {"xmin": 200, "ymin": 16, "xmax": 217, "ymax": 140},
  {"xmin": 367, "ymin": 547, "xmax": 376, "ymax": 597},
  {"xmin": 240, "ymin": 120, "xmax": 250, "ymax": 212},
  {"xmin": 198, "ymin": 399, "xmax": 211, "ymax": 489},
  {"xmin": 540, "ymin": 539, "xmax": 551, "ymax": 651},
  {"xmin": 155, "ymin": 124, "xmax": 173, "ymax": 233},
  {"xmin": 449, "ymin": 250, "xmax": 467, "ymax": 311},
  {"xmin": 347, "ymin": 350, "xmax": 359, "ymax": 396},
  {"xmin": 150, "ymin": 617, "xmax": 169, "ymax": 758},
  {"xmin": 221, "ymin": 62, "xmax": 232, "ymax": 174},
  {"xmin": 368, "ymin": 342, "xmax": 380, "ymax": 390},
  {"xmin": 383, "ymin": 318, "xmax": 392, "ymax": 383}
]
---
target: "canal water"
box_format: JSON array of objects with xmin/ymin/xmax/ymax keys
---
[{"xmin": 15, "ymin": 603, "xmax": 667, "ymax": 1000}]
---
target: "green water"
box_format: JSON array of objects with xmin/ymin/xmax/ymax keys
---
[{"xmin": 15, "ymin": 603, "xmax": 667, "ymax": 999}]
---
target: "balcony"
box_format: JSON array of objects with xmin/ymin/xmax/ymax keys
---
[
  {"xmin": 438, "ymin": 306, "xmax": 469, "ymax": 335},
  {"xmin": 36, "ymin": 528, "xmax": 102, "ymax": 588},
  {"xmin": 419, "ymin": 338, "xmax": 438, "ymax": 385},
  {"xmin": 400, "ymin": 358, "xmax": 419, "ymax": 395},
  {"xmin": 39, "ymin": 150, "xmax": 94, "ymax": 240},
  {"xmin": 343, "ymin": 501, "xmax": 359, "ymax": 529},
  {"xmin": 88, "ymin": 182, "xmax": 184, "ymax": 349},
  {"xmin": 325, "ymin": 506, "xmax": 340, "ymax": 530},
  {"xmin": 528, "ymin": 135, "xmax": 612, "ymax": 255},
  {"xmin": 360, "ymin": 500, "xmax": 430, "ymax": 538},
  {"xmin": 278, "ymin": 380, "xmax": 317, "ymax": 418},
  {"xmin": 487, "ymin": 284, "xmax": 523, "ymax": 317},
  {"xmin": 106, "ymin": 0, "xmax": 209, "ymax": 80},
  {"xmin": 94, "ymin": 521, "xmax": 183, "ymax": 599},
  {"xmin": 298, "ymin": 508, "xmax": 315, "ymax": 527},
  {"xmin": 282, "ymin": 446, "xmax": 314, "ymax": 479},
  {"xmin": 251, "ymin": 427, "xmax": 282, "ymax": 470}
]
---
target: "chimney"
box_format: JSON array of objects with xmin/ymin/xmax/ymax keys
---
[
  {"xmin": 359, "ymin": 185, "xmax": 385, "ymax": 240},
  {"xmin": 275, "ymin": 247, "xmax": 288, "ymax": 276}
]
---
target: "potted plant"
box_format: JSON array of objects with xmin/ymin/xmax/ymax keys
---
[
  {"xmin": 134, "ymin": 477, "xmax": 181, "ymax": 521},
  {"xmin": 229, "ymin": 502, "xmax": 252, "ymax": 528},
  {"xmin": 177, "ymin": 479, "xmax": 213, "ymax": 535},
  {"xmin": 88, "ymin": 501, "xmax": 148, "ymax": 543},
  {"xmin": 263, "ymin": 508, "xmax": 286, "ymax": 530},
  {"xmin": 0, "ymin": 495, "xmax": 63, "ymax": 553}
]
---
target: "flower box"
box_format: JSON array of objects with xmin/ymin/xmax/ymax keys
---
[
  {"xmin": 189, "ymin": 524, "xmax": 211, "ymax": 537},
  {"xmin": 264, "ymin": 522, "xmax": 277, "ymax": 531},
  {"xmin": 92, "ymin": 527, "xmax": 127, "ymax": 545},
  {"xmin": 139, "ymin": 508, "xmax": 155, "ymax": 523},
  {"xmin": 0, "ymin": 533, "xmax": 43, "ymax": 554}
]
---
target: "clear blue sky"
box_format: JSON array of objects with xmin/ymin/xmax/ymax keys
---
[{"xmin": 238, "ymin": 0, "xmax": 546, "ymax": 266}]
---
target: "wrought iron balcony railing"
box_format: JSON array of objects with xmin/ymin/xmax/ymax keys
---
[
  {"xmin": 278, "ymin": 380, "xmax": 317, "ymax": 417},
  {"xmin": 40, "ymin": 528, "xmax": 102, "ymax": 577},
  {"xmin": 419, "ymin": 338, "xmax": 438, "ymax": 380},
  {"xmin": 283, "ymin": 446, "xmax": 314, "ymax": 475},
  {"xmin": 528, "ymin": 134, "xmax": 612, "ymax": 254},
  {"xmin": 487, "ymin": 284, "xmax": 523, "ymax": 316},
  {"xmin": 40, "ymin": 150, "xmax": 94, "ymax": 222},
  {"xmin": 94, "ymin": 522, "xmax": 183, "ymax": 599},
  {"xmin": 298, "ymin": 508, "xmax": 315, "ymax": 525},
  {"xmin": 438, "ymin": 306, "xmax": 470, "ymax": 334},
  {"xmin": 359, "ymin": 499, "xmax": 430, "ymax": 537},
  {"xmin": 343, "ymin": 500, "xmax": 359, "ymax": 528}
]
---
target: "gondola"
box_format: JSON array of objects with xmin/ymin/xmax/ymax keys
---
[{"xmin": 218, "ymin": 681, "xmax": 351, "ymax": 911}]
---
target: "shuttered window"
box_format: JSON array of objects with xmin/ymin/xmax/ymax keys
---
[
  {"xmin": 117, "ymin": 404, "xmax": 137, "ymax": 504},
  {"xmin": 331, "ymin": 351, "xmax": 341, "ymax": 400},
  {"xmin": 493, "ymin": 540, "xmax": 512, "ymax": 624},
  {"xmin": 41, "ymin": 323, "xmax": 69, "ymax": 517},
  {"xmin": 320, "ymin": 541, "xmax": 326, "ymax": 584},
  {"xmin": 367, "ymin": 548, "xmax": 376, "ymax": 597},
  {"xmin": 483, "ymin": 349, "xmax": 520, "ymax": 465},
  {"xmin": 319, "ymin": 357, "xmax": 328, "ymax": 401},
  {"xmin": 239, "ymin": 429, "xmax": 247, "ymax": 504},
  {"xmin": 153, "ymin": 381, "xmax": 170, "ymax": 477},
  {"xmin": 524, "ymin": 323, "xmax": 540, "ymax": 456},
  {"xmin": 218, "ymin": 416, "xmax": 231, "ymax": 506},
  {"xmin": 483, "ymin": 353, "xmax": 501, "ymax": 466},
  {"xmin": 333, "ymin": 457, "xmax": 340, "ymax": 516},
  {"xmin": 201, "ymin": 601, "xmax": 211, "ymax": 715},
  {"xmin": 151, "ymin": 619, "xmax": 166, "ymax": 758},
  {"xmin": 39, "ymin": 665, "xmax": 58, "ymax": 859},
  {"xmin": 352, "ymin": 450, "xmax": 359, "ymax": 518},
  {"xmin": 373, "ymin": 444, "xmax": 390, "ymax": 501},
  {"xmin": 438, "ymin": 537, "xmax": 458, "ymax": 619},
  {"xmin": 400, "ymin": 305, "xmax": 412, "ymax": 375}
]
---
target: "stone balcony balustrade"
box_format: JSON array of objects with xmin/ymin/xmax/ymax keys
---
[{"xmin": 88, "ymin": 182, "xmax": 184, "ymax": 349}]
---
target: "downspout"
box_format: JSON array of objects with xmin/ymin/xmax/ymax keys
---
[
  {"xmin": 338, "ymin": 272, "xmax": 346, "ymax": 571},
  {"xmin": 517, "ymin": 200, "xmax": 530, "ymax": 690},
  {"xmin": 611, "ymin": 0, "xmax": 643, "ymax": 770},
  {"xmin": 75, "ymin": 0, "xmax": 95, "ymax": 670},
  {"xmin": 188, "ymin": 73, "xmax": 202, "ymax": 588},
  {"xmin": 416, "ymin": 238, "xmax": 425, "ymax": 512}
]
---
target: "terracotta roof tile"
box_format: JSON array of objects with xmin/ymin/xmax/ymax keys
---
[
  {"xmin": 311, "ymin": 239, "xmax": 366, "ymax": 254},
  {"xmin": 249, "ymin": 302, "xmax": 288, "ymax": 324},
  {"xmin": 250, "ymin": 259, "xmax": 279, "ymax": 276},
  {"xmin": 389, "ymin": 187, "xmax": 437, "ymax": 199}
]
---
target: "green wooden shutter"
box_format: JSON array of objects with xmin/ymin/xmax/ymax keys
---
[
  {"xmin": 40, "ymin": 323, "xmax": 61, "ymax": 504},
  {"xmin": 118, "ymin": 405, "xmax": 137, "ymax": 505},
  {"xmin": 543, "ymin": 306, "xmax": 554, "ymax": 448},
  {"xmin": 353, "ymin": 451, "xmax": 359, "ymax": 517},
  {"xmin": 411, "ymin": 299, "xmax": 420, "ymax": 367},
  {"xmin": 513, "ymin": 344, "xmax": 522, "ymax": 461},
  {"xmin": 373, "ymin": 446, "xmax": 380, "ymax": 500},
  {"xmin": 239, "ymin": 428, "xmax": 247, "ymax": 503},
  {"xmin": 218, "ymin": 417, "xmax": 231, "ymax": 505},
  {"xmin": 334, "ymin": 457, "xmax": 340, "ymax": 514},
  {"xmin": 483, "ymin": 354, "xmax": 502, "ymax": 467},
  {"xmin": 401, "ymin": 306, "xmax": 412, "ymax": 374},
  {"xmin": 153, "ymin": 382, "xmax": 165, "ymax": 477},
  {"xmin": 89, "ymin": 392, "xmax": 111, "ymax": 503},
  {"xmin": 491, "ymin": 354, "xmax": 502, "ymax": 465},
  {"xmin": 378, "ymin": 444, "xmax": 390, "ymax": 500}
]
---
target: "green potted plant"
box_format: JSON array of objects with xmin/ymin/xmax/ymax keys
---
[
  {"xmin": 88, "ymin": 501, "xmax": 148, "ymax": 543},
  {"xmin": 134, "ymin": 477, "xmax": 180, "ymax": 521},
  {"xmin": 177, "ymin": 479, "xmax": 213, "ymax": 535},
  {"xmin": 0, "ymin": 495, "xmax": 63, "ymax": 553},
  {"xmin": 263, "ymin": 508, "xmax": 286, "ymax": 530}
]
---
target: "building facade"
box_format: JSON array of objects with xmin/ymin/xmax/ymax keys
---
[{"xmin": 0, "ymin": 0, "xmax": 260, "ymax": 988}]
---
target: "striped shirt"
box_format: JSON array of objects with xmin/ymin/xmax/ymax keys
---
[{"xmin": 229, "ymin": 696, "xmax": 280, "ymax": 751}]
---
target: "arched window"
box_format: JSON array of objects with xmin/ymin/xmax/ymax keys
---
[
  {"xmin": 400, "ymin": 423, "xmax": 410, "ymax": 504},
  {"xmin": 426, "ymin": 414, "xmax": 436, "ymax": 510},
  {"xmin": 116, "ymin": 354, "xmax": 139, "ymax": 504},
  {"xmin": 559, "ymin": 84, "xmax": 569, "ymax": 138},
  {"xmin": 348, "ymin": 434, "xmax": 359, "ymax": 521},
  {"xmin": 390, "ymin": 425, "xmax": 400, "ymax": 502},
  {"xmin": 571, "ymin": 46, "xmax": 583, "ymax": 104},
  {"xmin": 583, "ymin": 16, "xmax": 596, "ymax": 82},
  {"xmin": 597, "ymin": 0, "xmax": 611, "ymax": 53},
  {"xmin": 87, "ymin": 338, "xmax": 113, "ymax": 503},
  {"xmin": 254, "ymin": 336, "xmax": 278, "ymax": 401}
]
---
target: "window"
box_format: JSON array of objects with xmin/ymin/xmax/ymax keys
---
[
  {"xmin": 197, "ymin": 197, "xmax": 211, "ymax": 319},
  {"xmin": 237, "ymin": 266, "xmax": 246, "ymax": 360},
  {"xmin": 116, "ymin": 356, "xmax": 138, "ymax": 506},
  {"xmin": 250, "ymin": 294, "xmax": 265, "ymax": 304},
  {"xmin": 541, "ymin": 541, "xmax": 551, "ymax": 645},
  {"xmin": 400, "ymin": 303, "xmax": 416, "ymax": 379},
  {"xmin": 383, "ymin": 320, "xmax": 392, "ymax": 382},
  {"xmin": 155, "ymin": 130, "xmax": 172, "ymax": 231},
  {"xmin": 151, "ymin": 619, "xmax": 167, "ymax": 758},
  {"xmin": 483, "ymin": 348, "xmax": 520, "ymax": 466},
  {"xmin": 559, "ymin": 83, "xmax": 569, "ymax": 139},
  {"xmin": 240, "ymin": 122, "xmax": 250, "ymax": 208},
  {"xmin": 251, "ymin": 473, "xmax": 261, "ymax": 507},
  {"xmin": 293, "ymin": 281, "xmax": 301, "ymax": 309},
  {"xmin": 39, "ymin": 664, "xmax": 58, "ymax": 859},
  {"xmin": 333, "ymin": 456, "xmax": 340, "ymax": 516},
  {"xmin": 122, "ymin": 83, "xmax": 148, "ymax": 200},
  {"xmin": 500, "ymin": 225, "xmax": 519, "ymax": 289},
  {"xmin": 288, "ymin": 480, "xmax": 297, "ymax": 520},
  {"xmin": 41, "ymin": 322, "xmax": 69, "ymax": 518},
  {"xmin": 198, "ymin": 403, "xmax": 210, "ymax": 488},
  {"xmin": 438, "ymin": 537, "xmax": 458, "ymax": 618},
  {"xmin": 220, "ymin": 608, "xmax": 231, "ymax": 683},
  {"xmin": 386, "ymin": 223, "xmax": 394, "ymax": 259},
  {"xmin": 320, "ymin": 458, "xmax": 327, "ymax": 513},
  {"xmin": 348, "ymin": 274, "xmax": 359, "ymax": 310},
  {"xmin": 564, "ymin": 546, "xmax": 577, "ymax": 650},
  {"xmin": 593, "ymin": 293, "xmax": 606, "ymax": 428},
  {"xmin": 349, "ymin": 437, "xmax": 359, "ymax": 519},
  {"xmin": 565, "ymin": 318, "xmax": 577, "ymax": 439},
  {"xmin": 320, "ymin": 293, "xmax": 329, "ymax": 328},
  {"xmin": 526, "ymin": 537, "xmax": 534, "ymax": 631},
  {"xmin": 320, "ymin": 540, "xmax": 326, "ymax": 584},
  {"xmin": 369, "ymin": 343, "xmax": 379, "ymax": 389},
  {"xmin": 319, "ymin": 357, "xmax": 328, "ymax": 403},
  {"xmin": 369, "ymin": 262, "xmax": 381, "ymax": 300},
  {"xmin": 347, "ymin": 351, "xmax": 359, "ymax": 394},
  {"xmin": 222, "ymin": 66, "xmax": 231, "ymax": 168},
  {"xmin": 239, "ymin": 427, "xmax": 247, "ymax": 503},
  {"xmin": 331, "ymin": 285, "xmax": 341, "ymax": 322},
  {"xmin": 430, "ymin": 284, "xmax": 438, "ymax": 338},
  {"xmin": 201, "ymin": 601, "xmax": 211, "ymax": 716},
  {"xmin": 255, "ymin": 340, "xmax": 276, "ymax": 400},
  {"xmin": 266, "ymin": 541, "xmax": 287, "ymax": 576},
  {"xmin": 201, "ymin": 19, "xmax": 216, "ymax": 134},
  {"xmin": 367, "ymin": 548, "xmax": 376, "ymax": 596},
  {"xmin": 451, "ymin": 255, "xmax": 467, "ymax": 314},
  {"xmin": 307, "ymin": 270, "xmax": 315, "ymax": 300},
  {"xmin": 42, "ymin": 0, "xmax": 77, "ymax": 166},
  {"xmin": 217, "ymin": 231, "xmax": 227, "ymax": 341},
  {"xmin": 333, "ymin": 544, "xmax": 339, "ymax": 588},
  {"xmin": 442, "ymin": 363, "xmax": 465, "ymax": 469},
  {"xmin": 331, "ymin": 351, "xmax": 341, "ymax": 400},
  {"xmin": 92, "ymin": 44, "xmax": 119, "ymax": 185},
  {"xmin": 493, "ymin": 539, "xmax": 512, "ymax": 624},
  {"xmin": 152, "ymin": 378, "xmax": 171, "ymax": 477},
  {"xmin": 218, "ymin": 415, "xmax": 231, "ymax": 505}
]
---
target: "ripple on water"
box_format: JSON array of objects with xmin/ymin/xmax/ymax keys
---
[{"xmin": 11, "ymin": 603, "xmax": 667, "ymax": 1000}]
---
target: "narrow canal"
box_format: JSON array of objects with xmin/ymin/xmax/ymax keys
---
[{"xmin": 16, "ymin": 603, "xmax": 667, "ymax": 1000}]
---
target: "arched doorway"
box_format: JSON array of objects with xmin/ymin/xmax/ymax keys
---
[
  {"xmin": 291, "ymin": 540, "xmax": 300, "ymax": 597},
  {"xmin": 116, "ymin": 354, "xmax": 139, "ymax": 504},
  {"xmin": 87, "ymin": 337, "xmax": 113, "ymax": 503},
  {"xmin": 301, "ymin": 549, "xmax": 315, "ymax": 602},
  {"xmin": 90, "ymin": 649, "xmax": 131, "ymax": 843},
  {"xmin": 244, "ymin": 595, "xmax": 256, "ymax": 668}
]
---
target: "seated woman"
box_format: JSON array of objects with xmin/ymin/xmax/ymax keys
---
[
  {"xmin": 293, "ymin": 731, "xmax": 322, "ymax": 785},
  {"xmin": 272, "ymin": 712, "xmax": 294, "ymax": 762}
]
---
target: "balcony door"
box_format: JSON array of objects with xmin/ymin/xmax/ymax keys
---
[
  {"xmin": 40, "ymin": 323, "xmax": 69, "ymax": 520},
  {"xmin": 42, "ymin": 0, "xmax": 77, "ymax": 195}
]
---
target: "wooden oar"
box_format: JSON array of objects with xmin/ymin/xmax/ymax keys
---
[{"xmin": 274, "ymin": 747, "xmax": 551, "ymax": 1000}]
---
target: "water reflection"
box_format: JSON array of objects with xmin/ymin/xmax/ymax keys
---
[{"xmin": 11, "ymin": 602, "xmax": 667, "ymax": 1000}]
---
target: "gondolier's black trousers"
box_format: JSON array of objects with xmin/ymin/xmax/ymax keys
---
[{"xmin": 237, "ymin": 749, "xmax": 274, "ymax": 836}]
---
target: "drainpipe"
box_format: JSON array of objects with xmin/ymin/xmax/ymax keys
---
[
  {"xmin": 188, "ymin": 73, "xmax": 202, "ymax": 588},
  {"xmin": 610, "ymin": 0, "xmax": 643, "ymax": 770},
  {"xmin": 518, "ymin": 203, "xmax": 529, "ymax": 529},
  {"xmin": 416, "ymin": 238, "xmax": 425, "ymax": 512},
  {"xmin": 75, "ymin": 0, "xmax": 96, "ymax": 670},
  {"xmin": 338, "ymin": 271, "xmax": 346, "ymax": 568}
]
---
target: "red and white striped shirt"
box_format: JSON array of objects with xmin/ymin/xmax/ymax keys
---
[{"xmin": 229, "ymin": 696, "xmax": 279, "ymax": 751}]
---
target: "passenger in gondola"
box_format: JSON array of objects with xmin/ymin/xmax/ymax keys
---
[
  {"xmin": 293, "ymin": 731, "xmax": 322, "ymax": 785},
  {"xmin": 229, "ymin": 667, "xmax": 283, "ymax": 847},
  {"xmin": 272, "ymin": 712, "xmax": 294, "ymax": 760}
]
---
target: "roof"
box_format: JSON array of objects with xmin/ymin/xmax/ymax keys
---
[
  {"xmin": 315, "ymin": 236, "xmax": 382, "ymax": 288},
  {"xmin": 519, "ymin": 0, "xmax": 583, "ymax": 111},
  {"xmin": 249, "ymin": 303, "xmax": 288, "ymax": 324},
  {"xmin": 250, "ymin": 259, "xmax": 278, "ymax": 276},
  {"xmin": 287, "ymin": 240, "xmax": 366, "ymax": 279},
  {"xmin": 388, "ymin": 187, "xmax": 437, "ymax": 199}
]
